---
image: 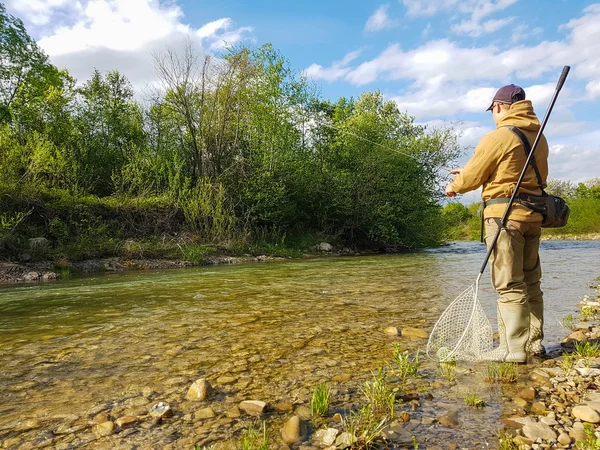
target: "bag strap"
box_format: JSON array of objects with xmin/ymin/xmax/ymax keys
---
[{"xmin": 505, "ymin": 126, "xmax": 544, "ymax": 189}]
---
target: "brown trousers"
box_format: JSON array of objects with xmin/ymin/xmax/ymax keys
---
[{"xmin": 484, "ymin": 218, "xmax": 543, "ymax": 306}]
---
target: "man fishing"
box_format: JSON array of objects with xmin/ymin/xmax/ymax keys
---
[{"xmin": 445, "ymin": 84, "xmax": 548, "ymax": 362}]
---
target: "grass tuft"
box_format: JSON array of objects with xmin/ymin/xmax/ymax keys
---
[
  {"xmin": 485, "ymin": 362, "xmax": 519, "ymax": 383},
  {"xmin": 464, "ymin": 392, "xmax": 486, "ymax": 408},
  {"xmin": 342, "ymin": 404, "xmax": 387, "ymax": 449},
  {"xmin": 392, "ymin": 344, "xmax": 420, "ymax": 380},
  {"xmin": 361, "ymin": 370, "xmax": 395, "ymax": 418},
  {"xmin": 240, "ymin": 421, "xmax": 269, "ymax": 450},
  {"xmin": 574, "ymin": 341, "xmax": 600, "ymax": 359},
  {"xmin": 310, "ymin": 383, "xmax": 331, "ymax": 418}
]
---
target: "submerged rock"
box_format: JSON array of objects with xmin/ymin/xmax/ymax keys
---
[
  {"xmin": 281, "ymin": 415, "xmax": 306, "ymax": 444},
  {"xmin": 239, "ymin": 400, "xmax": 266, "ymax": 416},
  {"xmin": 400, "ymin": 327, "xmax": 429, "ymax": 339}
]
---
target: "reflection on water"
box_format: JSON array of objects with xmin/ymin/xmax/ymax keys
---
[{"xmin": 0, "ymin": 240, "xmax": 598, "ymax": 448}]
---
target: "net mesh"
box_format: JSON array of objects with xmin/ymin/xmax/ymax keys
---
[{"xmin": 427, "ymin": 283, "xmax": 493, "ymax": 362}]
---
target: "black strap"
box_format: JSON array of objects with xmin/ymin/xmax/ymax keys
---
[{"xmin": 505, "ymin": 126, "xmax": 544, "ymax": 189}]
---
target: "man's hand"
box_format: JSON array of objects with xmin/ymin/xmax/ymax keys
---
[
  {"xmin": 445, "ymin": 182, "xmax": 457, "ymax": 197},
  {"xmin": 449, "ymin": 168, "xmax": 463, "ymax": 175}
]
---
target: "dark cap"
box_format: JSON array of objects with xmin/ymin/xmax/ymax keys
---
[{"xmin": 486, "ymin": 84, "xmax": 526, "ymax": 111}]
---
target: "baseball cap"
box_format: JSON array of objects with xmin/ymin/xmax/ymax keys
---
[{"xmin": 486, "ymin": 84, "xmax": 526, "ymax": 111}]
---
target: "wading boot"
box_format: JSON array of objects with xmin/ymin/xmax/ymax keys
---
[
  {"xmin": 481, "ymin": 303, "xmax": 530, "ymax": 363},
  {"xmin": 526, "ymin": 298, "xmax": 545, "ymax": 356}
]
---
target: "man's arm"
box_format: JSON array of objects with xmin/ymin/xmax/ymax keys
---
[{"xmin": 449, "ymin": 134, "xmax": 502, "ymax": 195}]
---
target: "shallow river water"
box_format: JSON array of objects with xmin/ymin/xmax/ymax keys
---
[{"xmin": 0, "ymin": 240, "xmax": 598, "ymax": 449}]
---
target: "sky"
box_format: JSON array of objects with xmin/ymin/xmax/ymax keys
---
[{"xmin": 5, "ymin": 0, "xmax": 600, "ymax": 204}]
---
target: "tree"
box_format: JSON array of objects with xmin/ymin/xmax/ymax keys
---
[{"xmin": 0, "ymin": 4, "xmax": 51, "ymax": 125}]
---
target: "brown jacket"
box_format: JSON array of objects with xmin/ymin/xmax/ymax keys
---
[{"xmin": 452, "ymin": 100, "xmax": 548, "ymax": 222}]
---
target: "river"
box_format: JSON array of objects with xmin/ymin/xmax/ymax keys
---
[{"xmin": 0, "ymin": 240, "xmax": 598, "ymax": 449}]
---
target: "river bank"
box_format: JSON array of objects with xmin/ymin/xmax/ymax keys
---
[{"xmin": 0, "ymin": 242, "xmax": 360, "ymax": 284}]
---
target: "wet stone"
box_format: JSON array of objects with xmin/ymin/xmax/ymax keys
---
[
  {"xmin": 239, "ymin": 400, "xmax": 266, "ymax": 416},
  {"xmin": 195, "ymin": 407, "xmax": 216, "ymax": 419},
  {"xmin": 93, "ymin": 421, "xmax": 114, "ymax": 437},
  {"xmin": 438, "ymin": 409, "xmax": 459, "ymax": 427},
  {"xmin": 149, "ymin": 402, "xmax": 173, "ymax": 418},
  {"xmin": 186, "ymin": 378, "xmax": 212, "ymax": 401},
  {"xmin": 530, "ymin": 402, "xmax": 547, "ymax": 415},
  {"xmin": 518, "ymin": 387, "xmax": 537, "ymax": 400}
]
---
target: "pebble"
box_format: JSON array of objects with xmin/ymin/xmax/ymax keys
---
[
  {"xmin": 572, "ymin": 405, "xmax": 600, "ymax": 423},
  {"xmin": 186, "ymin": 378, "xmax": 212, "ymax": 401},
  {"xmin": 239, "ymin": 400, "xmax": 266, "ymax": 416}
]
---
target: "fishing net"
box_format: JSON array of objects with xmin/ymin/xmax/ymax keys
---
[{"xmin": 427, "ymin": 281, "xmax": 494, "ymax": 362}]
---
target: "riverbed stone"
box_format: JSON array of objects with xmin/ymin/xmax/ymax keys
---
[
  {"xmin": 401, "ymin": 327, "xmax": 429, "ymax": 339},
  {"xmin": 239, "ymin": 400, "xmax": 266, "ymax": 416},
  {"xmin": 384, "ymin": 326, "xmax": 399, "ymax": 336},
  {"xmin": 530, "ymin": 402, "xmax": 546, "ymax": 415},
  {"xmin": 522, "ymin": 421, "xmax": 557, "ymax": 441},
  {"xmin": 294, "ymin": 405, "xmax": 312, "ymax": 420},
  {"xmin": 225, "ymin": 406, "xmax": 241, "ymax": 418},
  {"xmin": 93, "ymin": 421, "xmax": 114, "ymax": 437},
  {"xmin": 195, "ymin": 407, "xmax": 216, "ymax": 419},
  {"xmin": 314, "ymin": 428, "xmax": 338, "ymax": 446},
  {"xmin": 572, "ymin": 405, "xmax": 600, "ymax": 423},
  {"xmin": 149, "ymin": 402, "xmax": 173, "ymax": 418},
  {"xmin": 186, "ymin": 378, "xmax": 212, "ymax": 401},
  {"xmin": 518, "ymin": 387, "xmax": 537, "ymax": 400},
  {"xmin": 281, "ymin": 416, "xmax": 306, "ymax": 444},
  {"xmin": 570, "ymin": 428, "xmax": 588, "ymax": 442},
  {"xmin": 217, "ymin": 375, "xmax": 237, "ymax": 385},
  {"xmin": 514, "ymin": 397, "xmax": 529, "ymax": 408},
  {"xmin": 513, "ymin": 436, "xmax": 534, "ymax": 446},
  {"xmin": 332, "ymin": 374, "xmax": 352, "ymax": 383},
  {"xmin": 558, "ymin": 433, "xmax": 572, "ymax": 445},
  {"xmin": 438, "ymin": 409, "xmax": 458, "ymax": 427},
  {"xmin": 115, "ymin": 416, "xmax": 138, "ymax": 428},
  {"xmin": 335, "ymin": 432, "xmax": 353, "ymax": 449},
  {"xmin": 91, "ymin": 412, "xmax": 110, "ymax": 424}
]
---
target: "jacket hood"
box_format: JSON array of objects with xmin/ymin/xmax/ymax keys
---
[{"xmin": 496, "ymin": 100, "xmax": 540, "ymax": 132}]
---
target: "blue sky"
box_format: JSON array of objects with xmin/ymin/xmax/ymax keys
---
[{"xmin": 5, "ymin": 0, "xmax": 600, "ymax": 203}]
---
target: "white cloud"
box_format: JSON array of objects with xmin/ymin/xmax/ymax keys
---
[
  {"xmin": 511, "ymin": 24, "xmax": 543, "ymax": 43},
  {"xmin": 365, "ymin": 4, "xmax": 398, "ymax": 32},
  {"xmin": 401, "ymin": 0, "xmax": 519, "ymax": 36},
  {"xmin": 4, "ymin": 0, "xmax": 253, "ymax": 92},
  {"xmin": 452, "ymin": 17, "xmax": 514, "ymax": 37},
  {"xmin": 343, "ymin": 4, "xmax": 600, "ymax": 92},
  {"xmin": 304, "ymin": 49, "xmax": 363, "ymax": 82},
  {"xmin": 586, "ymin": 80, "xmax": 600, "ymax": 99}
]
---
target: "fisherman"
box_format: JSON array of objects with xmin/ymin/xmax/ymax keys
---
[{"xmin": 445, "ymin": 84, "xmax": 548, "ymax": 363}]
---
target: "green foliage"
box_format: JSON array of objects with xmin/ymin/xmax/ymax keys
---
[
  {"xmin": 341, "ymin": 404, "xmax": 388, "ymax": 449},
  {"xmin": 240, "ymin": 421, "xmax": 269, "ymax": 450},
  {"xmin": 559, "ymin": 353, "xmax": 577, "ymax": 373},
  {"xmin": 485, "ymin": 362, "xmax": 519, "ymax": 383},
  {"xmin": 310, "ymin": 383, "xmax": 331, "ymax": 418},
  {"xmin": 443, "ymin": 178, "xmax": 600, "ymax": 240},
  {"xmin": 576, "ymin": 423, "xmax": 600, "ymax": 449},
  {"xmin": 392, "ymin": 344, "xmax": 420, "ymax": 380},
  {"xmin": 497, "ymin": 431, "xmax": 519, "ymax": 450},
  {"xmin": 1, "ymin": 11, "xmax": 464, "ymax": 258},
  {"xmin": 574, "ymin": 341, "xmax": 600, "ymax": 359},
  {"xmin": 438, "ymin": 359, "xmax": 457, "ymax": 383},
  {"xmin": 464, "ymin": 392, "xmax": 486, "ymax": 408},
  {"xmin": 560, "ymin": 313, "xmax": 576, "ymax": 331},
  {"xmin": 361, "ymin": 370, "xmax": 395, "ymax": 418}
]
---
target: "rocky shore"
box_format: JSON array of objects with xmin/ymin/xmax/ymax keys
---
[{"xmin": 0, "ymin": 242, "xmax": 353, "ymax": 284}]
